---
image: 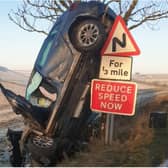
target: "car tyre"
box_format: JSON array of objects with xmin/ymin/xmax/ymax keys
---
[
  {"xmin": 70, "ymin": 19, "xmax": 106, "ymax": 52},
  {"xmin": 27, "ymin": 135, "xmax": 57, "ymax": 165}
]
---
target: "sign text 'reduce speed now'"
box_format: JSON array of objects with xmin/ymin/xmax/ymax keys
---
[{"xmin": 90, "ymin": 79, "xmax": 137, "ymax": 116}]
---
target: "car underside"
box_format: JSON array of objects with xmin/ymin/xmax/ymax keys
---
[{"xmin": 0, "ymin": 1, "xmax": 116, "ymax": 166}]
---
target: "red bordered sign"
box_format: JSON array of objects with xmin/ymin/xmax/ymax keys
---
[
  {"xmin": 90, "ymin": 79, "xmax": 137, "ymax": 116},
  {"xmin": 101, "ymin": 15, "xmax": 140, "ymax": 56}
]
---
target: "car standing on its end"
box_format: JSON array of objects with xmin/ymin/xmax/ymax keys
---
[{"xmin": 1, "ymin": 1, "xmax": 116, "ymax": 166}]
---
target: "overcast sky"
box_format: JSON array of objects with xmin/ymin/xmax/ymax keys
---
[{"xmin": 0, "ymin": 1, "xmax": 168, "ymax": 74}]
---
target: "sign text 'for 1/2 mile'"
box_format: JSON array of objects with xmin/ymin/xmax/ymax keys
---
[{"xmin": 99, "ymin": 56, "xmax": 132, "ymax": 80}]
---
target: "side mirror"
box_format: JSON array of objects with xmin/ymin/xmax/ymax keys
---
[{"xmin": 149, "ymin": 111, "xmax": 167, "ymax": 128}]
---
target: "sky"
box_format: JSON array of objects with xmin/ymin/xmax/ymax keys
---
[{"xmin": 0, "ymin": 1, "xmax": 168, "ymax": 74}]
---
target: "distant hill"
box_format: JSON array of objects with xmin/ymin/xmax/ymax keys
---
[
  {"xmin": 0, "ymin": 66, "xmax": 8, "ymax": 72},
  {"xmin": 0, "ymin": 66, "xmax": 29, "ymax": 85},
  {"xmin": 14, "ymin": 70, "xmax": 31, "ymax": 78}
]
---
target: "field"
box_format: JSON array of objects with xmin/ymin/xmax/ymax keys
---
[
  {"xmin": 133, "ymin": 73, "xmax": 168, "ymax": 89},
  {"xmin": 0, "ymin": 72, "xmax": 168, "ymax": 166},
  {"xmin": 0, "ymin": 69, "xmax": 28, "ymax": 166},
  {"xmin": 0, "ymin": 81, "xmax": 26, "ymax": 108}
]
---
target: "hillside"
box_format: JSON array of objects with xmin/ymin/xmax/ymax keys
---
[
  {"xmin": 0, "ymin": 66, "xmax": 29, "ymax": 85},
  {"xmin": 0, "ymin": 66, "xmax": 30, "ymax": 107}
]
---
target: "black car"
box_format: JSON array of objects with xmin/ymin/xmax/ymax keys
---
[
  {"xmin": 1, "ymin": 1, "xmax": 116, "ymax": 166},
  {"xmin": 25, "ymin": 1, "xmax": 116, "ymax": 134}
]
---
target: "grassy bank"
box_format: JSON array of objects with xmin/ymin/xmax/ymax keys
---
[{"xmin": 58, "ymin": 93, "xmax": 168, "ymax": 166}]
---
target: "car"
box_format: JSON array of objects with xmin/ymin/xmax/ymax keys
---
[
  {"xmin": 1, "ymin": 1, "xmax": 116, "ymax": 166},
  {"xmin": 25, "ymin": 0, "xmax": 116, "ymax": 134}
]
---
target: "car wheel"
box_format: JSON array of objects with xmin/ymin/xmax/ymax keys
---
[
  {"xmin": 70, "ymin": 19, "xmax": 106, "ymax": 52},
  {"xmin": 27, "ymin": 135, "xmax": 57, "ymax": 165}
]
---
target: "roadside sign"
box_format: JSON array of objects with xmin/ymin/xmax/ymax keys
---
[
  {"xmin": 101, "ymin": 15, "xmax": 140, "ymax": 56},
  {"xmin": 90, "ymin": 79, "xmax": 137, "ymax": 116},
  {"xmin": 99, "ymin": 56, "xmax": 132, "ymax": 80}
]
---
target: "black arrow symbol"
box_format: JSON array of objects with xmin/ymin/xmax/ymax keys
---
[{"xmin": 112, "ymin": 33, "xmax": 126, "ymax": 52}]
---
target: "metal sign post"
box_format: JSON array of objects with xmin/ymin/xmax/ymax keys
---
[
  {"xmin": 109, "ymin": 114, "xmax": 114, "ymax": 145},
  {"xmin": 105, "ymin": 114, "xmax": 110, "ymax": 144},
  {"xmin": 105, "ymin": 114, "xmax": 114, "ymax": 145},
  {"xmin": 90, "ymin": 15, "xmax": 140, "ymax": 145}
]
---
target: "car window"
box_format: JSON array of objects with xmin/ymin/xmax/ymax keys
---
[
  {"xmin": 38, "ymin": 36, "xmax": 54, "ymax": 67},
  {"xmin": 36, "ymin": 26, "xmax": 62, "ymax": 69},
  {"xmin": 26, "ymin": 71, "xmax": 42, "ymax": 100},
  {"xmin": 36, "ymin": 16, "xmax": 63, "ymax": 68}
]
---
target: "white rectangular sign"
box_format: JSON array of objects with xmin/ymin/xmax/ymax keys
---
[{"xmin": 99, "ymin": 56, "xmax": 132, "ymax": 80}]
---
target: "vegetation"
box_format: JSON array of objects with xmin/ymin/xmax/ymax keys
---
[
  {"xmin": 58, "ymin": 93, "xmax": 168, "ymax": 166},
  {"xmin": 7, "ymin": 0, "xmax": 168, "ymax": 166},
  {"xmin": 9, "ymin": 0, "xmax": 168, "ymax": 35}
]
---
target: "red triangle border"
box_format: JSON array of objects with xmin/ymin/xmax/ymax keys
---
[{"xmin": 101, "ymin": 15, "xmax": 140, "ymax": 56}]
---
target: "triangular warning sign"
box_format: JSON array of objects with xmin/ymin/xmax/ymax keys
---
[{"xmin": 101, "ymin": 15, "xmax": 140, "ymax": 56}]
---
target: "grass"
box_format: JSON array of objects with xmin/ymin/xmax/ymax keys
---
[
  {"xmin": 58, "ymin": 92, "xmax": 168, "ymax": 167},
  {"xmin": 1, "ymin": 80, "xmax": 168, "ymax": 166}
]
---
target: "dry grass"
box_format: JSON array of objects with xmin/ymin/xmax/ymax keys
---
[
  {"xmin": 0, "ymin": 74, "xmax": 167, "ymax": 166},
  {"xmin": 58, "ymin": 93, "xmax": 168, "ymax": 167},
  {"xmin": 58, "ymin": 114, "xmax": 154, "ymax": 166}
]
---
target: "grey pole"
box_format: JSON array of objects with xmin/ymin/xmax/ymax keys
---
[
  {"xmin": 109, "ymin": 114, "xmax": 114, "ymax": 145},
  {"xmin": 105, "ymin": 114, "xmax": 110, "ymax": 145}
]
